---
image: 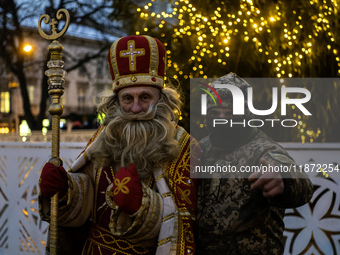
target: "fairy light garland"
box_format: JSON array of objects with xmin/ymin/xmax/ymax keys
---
[{"xmin": 136, "ymin": 0, "xmax": 339, "ymax": 143}]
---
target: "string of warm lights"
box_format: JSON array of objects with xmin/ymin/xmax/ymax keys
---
[{"xmin": 136, "ymin": 0, "xmax": 339, "ymax": 143}]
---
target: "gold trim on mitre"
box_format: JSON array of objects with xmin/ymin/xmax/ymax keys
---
[
  {"xmin": 110, "ymin": 38, "xmax": 121, "ymax": 79},
  {"xmin": 143, "ymin": 35, "xmax": 159, "ymax": 76},
  {"xmin": 112, "ymin": 74, "xmax": 164, "ymax": 91}
]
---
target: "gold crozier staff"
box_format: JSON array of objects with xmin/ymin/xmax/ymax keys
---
[{"xmin": 38, "ymin": 9, "xmax": 70, "ymax": 255}]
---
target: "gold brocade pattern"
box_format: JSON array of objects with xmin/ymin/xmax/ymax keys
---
[
  {"xmin": 93, "ymin": 167, "xmax": 103, "ymax": 221},
  {"xmin": 79, "ymin": 125, "xmax": 197, "ymax": 255},
  {"xmin": 162, "ymin": 213, "xmax": 175, "ymax": 222},
  {"xmin": 113, "ymin": 177, "xmax": 131, "ymax": 195},
  {"xmin": 86, "ymin": 223, "xmax": 154, "ymax": 255},
  {"xmin": 158, "ymin": 237, "xmax": 172, "ymax": 246},
  {"xmin": 109, "ymin": 39, "xmax": 121, "ymax": 78},
  {"xmin": 178, "ymin": 187, "xmax": 192, "ymax": 205},
  {"xmin": 162, "ymin": 126, "xmax": 197, "ymax": 254},
  {"xmin": 78, "ymin": 175, "xmax": 85, "ymax": 194},
  {"xmin": 144, "ymin": 35, "xmax": 159, "ymax": 75},
  {"xmin": 161, "ymin": 192, "xmax": 171, "ymax": 198},
  {"xmin": 164, "ymin": 128, "xmax": 192, "ymax": 208},
  {"xmin": 155, "ymin": 173, "xmax": 164, "ymax": 183}
]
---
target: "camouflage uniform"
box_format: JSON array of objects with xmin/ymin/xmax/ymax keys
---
[{"xmin": 195, "ymin": 73, "xmax": 314, "ymax": 255}]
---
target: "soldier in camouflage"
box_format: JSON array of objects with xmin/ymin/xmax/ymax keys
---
[{"xmin": 196, "ymin": 72, "xmax": 314, "ymax": 255}]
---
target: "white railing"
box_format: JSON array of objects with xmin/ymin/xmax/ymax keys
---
[
  {"xmin": 0, "ymin": 130, "xmax": 96, "ymax": 143},
  {"xmin": 0, "ymin": 141, "xmax": 339, "ymax": 254},
  {"xmin": 0, "ymin": 142, "xmax": 86, "ymax": 254},
  {"xmin": 281, "ymin": 143, "xmax": 340, "ymax": 255}
]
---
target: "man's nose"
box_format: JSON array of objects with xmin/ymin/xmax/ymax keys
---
[{"xmin": 130, "ymin": 99, "xmax": 142, "ymax": 113}]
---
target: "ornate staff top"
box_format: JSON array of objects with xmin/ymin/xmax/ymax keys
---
[
  {"xmin": 38, "ymin": 8, "xmax": 70, "ymax": 40},
  {"xmin": 38, "ymin": 8, "xmax": 70, "ymax": 167}
]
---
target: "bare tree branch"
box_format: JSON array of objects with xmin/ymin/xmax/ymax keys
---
[{"xmin": 0, "ymin": 0, "xmax": 126, "ymax": 130}]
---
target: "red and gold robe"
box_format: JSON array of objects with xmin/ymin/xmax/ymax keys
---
[{"xmin": 39, "ymin": 125, "xmax": 201, "ymax": 255}]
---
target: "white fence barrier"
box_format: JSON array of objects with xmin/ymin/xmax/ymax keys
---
[
  {"xmin": 0, "ymin": 130, "xmax": 96, "ymax": 143},
  {"xmin": 0, "ymin": 141, "xmax": 339, "ymax": 254},
  {"xmin": 281, "ymin": 143, "xmax": 340, "ymax": 255},
  {"xmin": 0, "ymin": 142, "xmax": 85, "ymax": 254}
]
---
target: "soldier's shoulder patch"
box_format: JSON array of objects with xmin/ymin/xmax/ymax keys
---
[{"xmin": 267, "ymin": 152, "xmax": 296, "ymax": 165}]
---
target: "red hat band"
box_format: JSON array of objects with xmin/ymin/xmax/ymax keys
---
[{"xmin": 107, "ymin": 35, "xmax": 166, "ymax": 92}]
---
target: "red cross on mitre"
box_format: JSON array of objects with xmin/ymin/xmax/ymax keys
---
[{"xmin": 119, "ymin": 40, "xmax": 145, "ymax": 72}]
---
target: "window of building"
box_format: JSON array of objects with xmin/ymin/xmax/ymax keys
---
[
  {"xmin": 0, "ymin": 91, "xmax": 10, "ymax": 113},
  {"xmin": 28, "ymin": 85, "xmax": 34, "ymax": 104},
  {"xmin": 79, "ymin": 65, "xmax": 87, "ymax": 75},
  {"xmin": 77, "ymin": 87, "xmax": 85, "ymax": 112},
  {"xmin": 97, "ymin": 59, "xmax": 103, "ymax": 77}
]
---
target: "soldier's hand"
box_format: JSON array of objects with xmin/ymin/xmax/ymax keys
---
[
  {"xmin": 112, "ymin": 163, "xmax": 142, "ymax": 215},
  {"xmin": 39, "ymin": 163, "xmax": 68, "ymax": 198},
  {"xmin": 248, "ymin": 158, "xmax": 284, "ymax": 197}
]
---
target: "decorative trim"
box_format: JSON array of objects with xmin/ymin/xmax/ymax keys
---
[
  {"xmin": 162, "ymin": 213, "xmax": 175, "ymax": 222},
  {"xmin": 119, "ymin": 40, "xmax": 145, "ymax": 72},
  {"xmin": 156, "ymin": 173, "xmax": 165, "ymax": 183},
  {"xmin": 158, "ymin": 237, "xmax": 172, "ymax": 246},
  {"xmin": 144, "ymin": 35, "xmax": 159, "ymax": 75},
  {"xmin": 112, "ymin": 75, "xmax": 164, "ymax": 92},
  {"xmin": 161, "ymin": 192, "xmax": 172, "ymax": 199},
  {"xmin": 110, "ymin": 38, "xmax": 121, "ymax": 78}
]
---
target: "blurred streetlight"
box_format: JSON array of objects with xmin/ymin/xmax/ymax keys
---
[{"xmin": 23, "ymin": 44, "xmax": 32, "ymax": 53}]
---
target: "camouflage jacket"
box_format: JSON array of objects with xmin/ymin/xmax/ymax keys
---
[{"xmin": 196, "ymin": 130, "xmax": 314, "ymax": 255}]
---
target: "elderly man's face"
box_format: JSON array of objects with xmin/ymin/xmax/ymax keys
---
[{"xmin": 117, "ymin": 86, "xmax": 161, "ymax": 113}]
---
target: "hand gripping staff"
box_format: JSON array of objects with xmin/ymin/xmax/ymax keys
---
[{"xmin": 38, "ymin": 9, "xmax": 70, "ymax": 255}]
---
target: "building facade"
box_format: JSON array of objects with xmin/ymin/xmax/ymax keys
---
[{"xmin": 0, "ymin": 26, "xmax": 121, "ymax": 134}]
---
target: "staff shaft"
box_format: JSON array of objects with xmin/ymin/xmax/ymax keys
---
[
  {"xmin": 49, "ymin": 114, "xmax": 61, "ymax": 254},
  {"xmin": 45, "ymin": 40, "xmax": 66, "ymax": 255}
]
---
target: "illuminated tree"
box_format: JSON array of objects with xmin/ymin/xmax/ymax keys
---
[{"xmin": 134, "ymin": 0, "xmax": 340, "ymax": 142}]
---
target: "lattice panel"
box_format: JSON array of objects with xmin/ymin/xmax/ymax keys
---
[
  {"xmin": 0, "ymin": 130, "xmax": 95, "ymax": 143},
  {"xmin": 283, "ymin": 145, "xmax": 340, "ymax": 255},
  {"xmin": 0, "ymin": 154, "xmax": 9, "ymax": 249},
  {"xmin": 0, "ymin": 142, "xmax": 339, "ymax": 254},
  {"xmin": 0, "ymin": 142, "xmax": 85, "ymax": 254},
  {"xmin": 284, "ymin": 177, "xmax": 340, "ymax": 255}
]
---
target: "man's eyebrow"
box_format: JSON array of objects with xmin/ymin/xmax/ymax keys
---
[
  {"xmin": 120, "ymin": 90, "xmax": 153, "ymax": 97},
  {"xmin": 139, "ymin": 91, "xmax": 153, "ymax": 95}
]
